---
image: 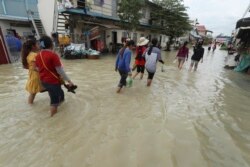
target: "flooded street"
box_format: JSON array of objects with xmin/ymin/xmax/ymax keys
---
[{"xmin": 0, "ymin": 48, "xmax": 250, "ymax": 167}]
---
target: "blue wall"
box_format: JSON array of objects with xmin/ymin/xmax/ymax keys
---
[{"xmin": 0, "ymin": 0, "xmax": 38, "ymax": 18}]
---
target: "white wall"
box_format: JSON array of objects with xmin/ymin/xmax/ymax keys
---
[
  {"xmin": 0, "ymin": 20, "xmax": 33, "ymax": 37},
  {"xmin": 38, "ymin": 0, "xmax": 55, "ymax": 36}
]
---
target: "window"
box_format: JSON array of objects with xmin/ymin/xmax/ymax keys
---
[
  {"xmin": 5, "ymin": 0, "xmax": 27, "ymax": 17},
  {"xmin": 141, "ymin": 9, "xmax": 146, "ymax": 18},
  {"xmin": 122, "ymin": 31, "xmax": 127, "ymax": 38},
  {"xmin": 94, "ymin": 0, "xmax": 104, "ymax": 6},
  {"xmin": 0, "ymin": 0, "xmax": 5, "ymax": 14},
  {"xmin": 27, "ymin": 0, "xmax": 38, "ymax": 4}
]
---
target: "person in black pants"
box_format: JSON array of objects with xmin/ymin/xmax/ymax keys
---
[{"xmin": 189, "ymin": 42, "xmax": 204, "ymax": 71}]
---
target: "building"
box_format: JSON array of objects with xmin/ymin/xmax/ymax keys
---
[
  {"xmin": 195, "ymin": 25, "xmax": 213, "ymax": 37},
  {"xmin": 0, "ymin": 0, "xmax": 44, "ymax": 38},
  {"xmin": 49, "ymin": 0, "xmax": 169, "ymax": 52},
  {"xmin": 0, "ymin": 0, "xmax": 45, "ymax": 64},
  {"xmin": 216, "ymin": 34, "xmax": 231, "ymax": 44}
]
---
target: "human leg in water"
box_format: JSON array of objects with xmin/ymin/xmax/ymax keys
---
[
  {"xmin": 146, "ymin": 71, "xmax": 154, "ymax": 86},
  {"xmin": 28, "ymin": 93, "xmax": 36, "ymax": 104},
  {"xmin": 189, "ymin": 61, "xmax": 194, "ymax": 71},
  {"xmin": 117, "ymin": 70, "xmax": 128, "ymax": 93},
  {"xmin": 194, "ymin": 62, "xmax": 199, "ymax": 71}
]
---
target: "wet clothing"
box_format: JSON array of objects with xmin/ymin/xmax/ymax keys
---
[
  {"xmin": 135, "ymin": 46, "xmax": 147, "ymax": 66},
  {"xmin": 177, "ymin": 46, "xmax": 189, "ymax": 59},
  {"xmin": 147, "ymin": 70, "xmax": 155, "ymax": 79},
  {"xmin": 144, "ymin": 47, "xmax": 162, "ymax": 73},
  {"xmin": 118, "ymin": 70, "xmax": 128, "ymax": 88},
  {"xmin": 115, "ymin": 47, "xmax": 132, "ymax": 88},
  {"xmin": 191, "ymin": 46, "xmax": 204, "ymax": 61},
  {"xmin": 136, "ymin": 65, "xmax": 145, "ymax": 73},
  {"xmin": 208, "ymin": 44, "xmax": 212, "ymax": 51},
  {"xmin": 36, "ymin": 50, "xmax": 69, "ymax": 107},
  {"xmin": 42, "ymin": 82, "xmax": 64, "ymax": 106},
  {"xmin": 36, "ymin": 50, "xmax": 62, "ymax": 85},
  {"xmin": 25, "ymin": 52, "xmax": 43, "ymax": 94},
  {"xmin": 115, "ymin": 48, "xmax": 132, "ymax": 73}
]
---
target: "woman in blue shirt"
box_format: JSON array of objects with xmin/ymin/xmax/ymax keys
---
[{"xmin": 115, "ymin": 40, "xmax": 135, "ymax": 93}]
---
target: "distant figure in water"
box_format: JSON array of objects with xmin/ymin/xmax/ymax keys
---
[
  {"xmin": 189, "ymin": 42, "xmax": 204, "ymax": 71},
  {"xmin": 115, "ymin": 40, "xmax": 135, "ymax": 93},
  {"xmin": 176, "ymin": 41, "xmax": 189, "ymax": 70},
  {"xmin": 208, "ymin": 42, "xmax": 212, "ymax": 52},
  {"xmin": 21, "ymin": 39, "xmax": 43, "ymax": 104},
  {"xmin": 212, "ymin": 43, "xmax": 217, "ymax": 52},
  {"xmin": 143, "ymin": 38, "xmax": 164, "ymax": 86}
]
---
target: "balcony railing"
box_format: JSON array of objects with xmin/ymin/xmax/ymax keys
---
[{"xmin": 58, "ymin": 0, "xmax": 151, "ymax": 26}]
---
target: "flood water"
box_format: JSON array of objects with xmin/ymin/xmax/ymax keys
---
[{"xmin": 0, "ymin": 48, "xmax": 250, "ymax": 167}]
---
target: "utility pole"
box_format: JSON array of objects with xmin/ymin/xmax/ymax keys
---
[{"xmin": 242, "ymin": 2, "xmax": 250, "ymax": 18}]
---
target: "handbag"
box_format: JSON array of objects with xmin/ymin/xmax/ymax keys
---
[{"xmin": 40, "ymin": 51, "xmax": 65, "ymax": 84}]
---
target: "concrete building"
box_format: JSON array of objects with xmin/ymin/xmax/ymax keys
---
[
  {"xmin": 50, "ymin": 0, "xmax": 169, "ymax": 52},
  {"xmin": 0, "ymin": 0, "xmax": 43, "ymax": 38},
  {"xmin": 0, "ymin": 0, "xmax": 45, "ymax": 64}
]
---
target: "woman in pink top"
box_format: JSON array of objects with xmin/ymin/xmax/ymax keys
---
[{"xmin": 176, "ymin": 41, "xmax": 189, "ymax": 70}]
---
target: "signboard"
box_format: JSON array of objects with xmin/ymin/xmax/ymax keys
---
[{"xmin": 89, "ymin": 26, "xmax": 100, "ymax": 40}]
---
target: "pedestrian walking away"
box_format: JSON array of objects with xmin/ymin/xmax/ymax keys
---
[
  {"xmin": 35, "ymin": 36, "xmax": 75, "ymax": 117},
  {"xmin": 143, "ymin": 38, "xmax": 164, "ymax": 86},
  {"xmin": 133, "ymin": 37, "xmax": 149, "ymax": 79},
  {"xmin": 212, "ymin": 43, "xmax": 217, "ymax": 52},
  {"xmin": 176, "ymin": 41, "xmax": 189, "ymax": 70},
  {"xmin": 208, "ymin": 42, "xmax": 212, "ymax": 52},
  {"xmin": 189, "ymin": 42, "xmax": 204, "ymax": 71},
  {"xmin": 21, "ymin": 39, "xmax": 44, "ymax": 104},
  {"xmin": 115, "ymin": 40, "xmax": 135, "ymax": 93}
]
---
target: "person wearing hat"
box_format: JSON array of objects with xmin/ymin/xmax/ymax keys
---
[{"xmin": 132, "ymin": 37, "xmax": 149, "ymax": 79}]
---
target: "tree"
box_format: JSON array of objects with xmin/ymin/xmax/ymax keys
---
[
  {"xmin": 117, "ymin": 0, "xmax": 145, "ymax": 35},
  {"xmin": 152, "ymin": 0, "xmax": 192, "ymax": 51}
]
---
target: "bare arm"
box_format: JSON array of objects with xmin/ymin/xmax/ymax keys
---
[{"xmin": 55, "ymin": 66, "xmax": 73, "ymax": 84}]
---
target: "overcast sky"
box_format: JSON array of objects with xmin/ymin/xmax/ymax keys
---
[{"xmin": 183, "ymin": 0, "xmax": 250, "ymax": 36}]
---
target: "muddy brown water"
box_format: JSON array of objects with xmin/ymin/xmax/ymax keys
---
[{"xmin": 0, "ymin": 49, "xmax": 249, "ymax": 167}]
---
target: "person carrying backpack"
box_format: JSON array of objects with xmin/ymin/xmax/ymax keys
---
[{"xmin": 132, "ymin": 37, "xmax": 149, "ymax": 79}]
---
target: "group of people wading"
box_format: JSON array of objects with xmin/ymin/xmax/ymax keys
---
[
  {"xmin": 21, "ymin": 35, "xmax": 205, "ymax": 116},
  {"xmin": 115, "ymin": 37, "xmax": 164, "ymax": 93},
  {"xmin": 115, "ymin": 37, "xmax": 205, "ymax": 93},
  {"xmin": 22, "ymin": 36, "xmax": 76, "ymax": 117}
]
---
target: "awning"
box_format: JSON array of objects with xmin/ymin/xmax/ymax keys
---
[
  {"xmin": 236, "ymin": 17, "xmax": 250, "ymax": 29},
  {"xmin": 235, "ymin": 17, "xmax": 250, "ymax": 41},
  {"xmin": 78, "ymin": 20, "xmax": 120, "ymax": 30}
]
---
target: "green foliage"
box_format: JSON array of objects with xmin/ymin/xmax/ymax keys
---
[
  {"xmin": 117, "ymin": 0, "xmax": 145, "ymax": 31},
  {"xmin": 152, "ymin": 0, "xmax": 192, "ymax": 38}
]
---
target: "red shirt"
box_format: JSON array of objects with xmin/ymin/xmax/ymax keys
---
[
  {"xmin": 36, "ymin": 50, "xmax": 62, "ymax": 84},
  {"xmin": 177, "ymin": 46, "xmax": 189, "ymax": 58},
  {"xmin": 135, "ymin": 46, "xmax": 147, "ymax": 66}
]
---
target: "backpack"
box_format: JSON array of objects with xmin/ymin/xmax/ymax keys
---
[{"xmin": 136, "ymin": 46, "xmax": 144, "ymax": 60}]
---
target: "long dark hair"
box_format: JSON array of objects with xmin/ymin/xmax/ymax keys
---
[
  {"xmin": 21, "ymin": 39, "xmax": 37, "ymax": 69},
  {"xmin": 120, "ymin": 40, "xmax": 135, "ymax": 58},
  {"xmin": 39, "ymin": 36, "xmax": 53, "ymax": 49},
  {"xmin": 148, "ymin": 38, "xmax": 158, "ymax": 55}
]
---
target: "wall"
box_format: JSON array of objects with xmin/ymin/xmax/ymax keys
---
[
  {"xmin": 90, "ymin": 0, "xmax": 113, "ymax": 16},
  {"xmin": 37, "ymin": 0, "xmax": 55, "ymax": 35},
  {"xmin": 0, "ymin": 20, "xmax": 32, "ymax": 37}
]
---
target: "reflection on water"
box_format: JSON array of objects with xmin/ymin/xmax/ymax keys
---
[{"xmin": 0, "ymin": 49, "xmax": 249, "ymax": 167}]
